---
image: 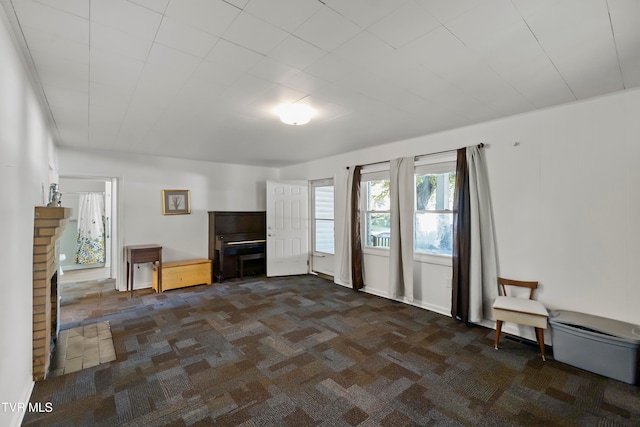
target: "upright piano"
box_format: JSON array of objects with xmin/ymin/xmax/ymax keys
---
[{"xmin": 208, "ymin": 211, "xmax": 266, "ymax": 282}]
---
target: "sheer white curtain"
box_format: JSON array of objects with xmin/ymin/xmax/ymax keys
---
[
  {"xmin": 388, "ymin": 157, "xmax": 415, "ymax": 300},
  {"xmin": 467, "ymin": 146, "xmax": 499, "ymax": 322},
  {"xmin": 334, "ymin": 167, "xmax": 355, "ymax": 287}
]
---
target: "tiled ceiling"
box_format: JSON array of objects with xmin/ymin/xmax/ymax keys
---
[{"xmin": 2, "ymin": 0, "xmax": 639, "ymax": 167}]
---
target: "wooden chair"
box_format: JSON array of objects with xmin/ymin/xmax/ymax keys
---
[{"xmin": 493, "ymin": 277, "xmax": 549, "ymax": 361}]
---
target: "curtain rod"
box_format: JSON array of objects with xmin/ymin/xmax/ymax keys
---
[{"xmin": 346, "ymin": 143, "xmax": 484, "ymax": 169}]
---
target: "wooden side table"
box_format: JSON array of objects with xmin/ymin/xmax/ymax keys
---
[{"xmin": 126, "ymin": 244, "xmax": 162, "ymax": 297}]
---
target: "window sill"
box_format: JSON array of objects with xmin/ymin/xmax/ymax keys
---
[
  {"xmin": 312, "ymin": 251, "xmax": 334, "ymax": 257},
  {"xmin": 363, "ymin": 247, "xmax": 390, "ymax": 257},
  {"xmin": 362, "ymin": 248, "xmax": 453, "ymax": 267},
  {"xmin": 414, "ymin": 252, "xmax": 452, "ymax": 266}
]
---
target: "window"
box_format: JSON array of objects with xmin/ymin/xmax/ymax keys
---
[
  {"xmin": 362, "ymin": 172, "xmax": 391, "ymax": 248},
  {"xmin": 312, "ymin": 182, "xmax": 334, "ymax": 254},
  {"xmin": 414, "ymin": 162, "xmax": 456, "ymax": 255}
]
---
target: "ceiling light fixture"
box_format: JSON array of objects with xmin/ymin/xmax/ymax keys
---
[{"xmin": 277, "ymin": 104, "xmax": 314, "ymax": 125}]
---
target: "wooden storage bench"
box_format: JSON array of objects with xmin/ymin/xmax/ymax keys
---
[{"xmin": 152, "ymin": 258, "xmax": 212, "ymax": 292}]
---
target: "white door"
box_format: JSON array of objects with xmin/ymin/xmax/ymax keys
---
[{"xmin": 266, "ymin": 180, "xmax": 309, "ymax": 277}]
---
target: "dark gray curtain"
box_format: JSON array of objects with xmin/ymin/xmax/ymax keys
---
[
  {"xmin": 452, "ymin": 148, "xmax": 470, "ymax": 322},
  {"xmin": 350, "ymin": 166, "xmax": 364, "ymax": 290}
]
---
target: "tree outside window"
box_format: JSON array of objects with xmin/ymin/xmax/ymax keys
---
[{"xmin": 415, "ymin": 164, "xmax": 456, "ymax": 255}]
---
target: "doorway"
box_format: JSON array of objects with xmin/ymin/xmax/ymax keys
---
[
  {"xmin": 310, "ymin": 178, "xmax": 335, "ymax": 278},
  {"xmin": 58, "ymin": 177, "xmax": 117, "ymax": 283}
]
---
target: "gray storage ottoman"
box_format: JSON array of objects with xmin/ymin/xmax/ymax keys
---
[{"xmin": 549, "ymin": 310, "xmax": 640, "ymax": 384}]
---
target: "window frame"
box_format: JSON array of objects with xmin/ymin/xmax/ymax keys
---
[
  {"xmin": 360, "ymin": 170, "xmax": 391, "ymax": 255},
  {"xmin": 354, "ymin": 156, "xmax": 457, "ymax": 265},
  {"xmin": 311, "ymin": 178, "xmax": 335, "ymax": 256},
  {"xmin": 413, "ymin": 159, "xmax": 456, "ymax": 263}
]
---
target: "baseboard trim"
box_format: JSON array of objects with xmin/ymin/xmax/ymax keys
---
[{"xmin": 9, "ymin": 379, "xmax": 34, "ymax": 427}]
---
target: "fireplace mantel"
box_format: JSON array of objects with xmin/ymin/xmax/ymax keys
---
[{"xmin": 33, "ymin": 206, "xmax": 71, "ymax": 380}]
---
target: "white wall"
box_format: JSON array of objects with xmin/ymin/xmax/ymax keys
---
[
  {"xmin": 0, "ymin": 7, "xmax": 57, "ymax": 427},
  {"xmin": 281, "ymin": 87, "xmax": 640, "ymax": 329},
  {"xmin": 58, "ymin": 149, "xmax": 279, "ymax": 289}
]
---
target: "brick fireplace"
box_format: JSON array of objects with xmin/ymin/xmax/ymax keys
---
[{"xmin": 32, "ymin": 206, "xmax": 71, "ymax": 380}]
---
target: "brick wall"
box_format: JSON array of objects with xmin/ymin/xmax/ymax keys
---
[{"xmin": 32, "ymin": 207, "xmax": 71, "ymax": 381}]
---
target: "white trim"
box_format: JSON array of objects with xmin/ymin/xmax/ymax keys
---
[
  {"xmin": 310, "ymin": 178, "xmax": 335, "ymax": 276},
  {"xmin": 361, "ymin": 162, "xmax": 390, "ymax": 174},
  {"xmin": 414, "ymin": 252, "xmax": 452, "ymax": 266},
  {"xmin": 310, "ymin": 178, "xmax": 333, "ymax": 187},
  {"xmin": 477, "ymin": 318, "xmax": 552, "ymax": 346},
  {"xmin": 59, "ymin": 175, "xmax": 122, "ymax": 289},
  {"xmin": 360, "ymin": 170, "xmax": 389, "ymax": 182},
  {"xmin": 361, "ymin": 248, "xmax": 453, "ymax": 267},
  {"xmin": 9, "ymin": 379, "xmax": 34, "ymax": 427},
  {"xmin": 414, "ymin": 160, "xmax": 456, "ymax": 175},
  {"xmin": 362, "ymin": 246, "xmax": 389, "ymax": 256},
  {"xmin": 415, "ymin": 152, "xmax": 457, "ymax": 166},
  {"xmin": 362, "ymin": 286, "xmax": 452, "ymax": 317}
]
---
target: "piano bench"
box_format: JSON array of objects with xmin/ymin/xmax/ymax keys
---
[{"xmin": 236, "ymin": 253, "xmax": 265, "ymax": 279}]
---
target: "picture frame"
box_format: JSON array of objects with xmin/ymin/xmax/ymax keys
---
[{"xmin": 162, "ymin": 190, "xmax": 190, "ymax": 215}]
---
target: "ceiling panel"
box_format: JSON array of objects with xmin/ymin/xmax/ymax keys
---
[
  {"xmin": 14, "ymin": 0, "xmax": 88, "ymax": 43},
  {"xmin": 282, "ymin": 70, "xmax": 329, "ymax": 95},
  {"xmin": 601, "ymin": 0, "xmax": 640, "ymax": 88},
  {"xmin": 445, "ymin": 0, "xmax": 522, "ymax": 45},
  {"xmin": 190, "ymin": 60, "xmax": 240, "ymax": 87},
  {"xmin": 293, "ymin": 6, "xmax": 360, "ymax": 51},
  {"xmin": 90, "ymin": 22, "xmax": 153, "ymax": 61},
  {"xmin": 154, "ymin": 17, "xmax": 219, "ymax": 58},
  {"xmin": 332, "ymin": 31, "xmax": 396, "ymax": 66},
  {"xmin": 89, "ymin": 81, "xmax": 132, "ymax": 111},
  {"xmin": 129, "ymin": 0, "xmax": 169, "ymax": 14},
  {"xmin": 222, "ymin": 11, "xmax": 289, "ymax": 55},
  {"xmin": 21, "ymin": 24, "xmax": 88, "ymax": 64},
  {"xmin": 303, "ymin": 53, "xmax": 359, "ymax": 84},
  {"xmin": 420, "ymin": 0, "xmax": 484, "ymax": 24},
  {"xmin": 367, "ymin": 1, "xmax": 441, "ymax": 48},
  {"xmin": 326, "ymin": 0, "xmax": 409, "ymax": 29},
  {"xmin": 467, "ymin": 20, "xmax": 552, "ymax": 87},
  {"xmin": 163, "ymin": 0, "xmax": 239, "ymax": 36},
  {"xmin": 136, "ymin": 43, "xmax": 201, "ymax": 92},
  {"xmin": 34, "ymin": 0, "xmax": 89, "ymax": 17},
  {"xmin": 244, "ymin": 0, "xmax": 321, "ymax": 33},
  {"xmin": 522, "ymin": 0, "xmax": 622, "ymax": 98},
  {"xmin": 1, "ymin": 0, "xmax": 638, "ymax": 167},
  {"xmin": 517, "ymin": 71, "xmax": 578, "ymax": 109},
  {"xmin": 204, "ymin": 38, "xmax": 263, "ymax": 70},
  {"xmin": 89, "ymin": 48, "xmax": 144, "ymax": 90},
  {"xmin": 403, "ymin": 25, "xmax": 467, "ymax": 67},
  {"xmin": 45, "ymin": 84, "xmax": 89, "ymax": 145},
  {"xmin": 90, "ymin": 0, "xmax": 162, "ymax": 40},
  {"xmin": 30, "ymin": 51, "xmax": 88, "ymax": 92},
  {"xmin": 248, "ymin": 56, "xmax": 299, "ymax": 85},
  {"xmin": 268, "ymin": 35, "xmax": 325, "ymax": 70}
]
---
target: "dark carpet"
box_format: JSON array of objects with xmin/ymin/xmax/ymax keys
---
[{"xmin": 24, "ymin": 275, "xmax": 639, "ymax": 426}]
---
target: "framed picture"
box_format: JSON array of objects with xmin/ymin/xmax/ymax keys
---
[{"xmin": 162, "ymin": 190, "xmax": 191, "ymax": 215}]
